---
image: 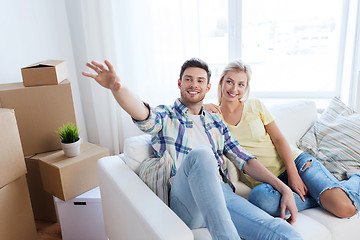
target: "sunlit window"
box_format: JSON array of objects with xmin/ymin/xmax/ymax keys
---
[
  {"xmin": 195, "ymin": 0, "xmax": 351, "ymax": 102},
  {"xmin": 112, "ymin": 0, "xmax": 358, "ymax": 106},
  {"xmin": 241, "ymin": 0, "xmax": 343, "ymax": 98}
]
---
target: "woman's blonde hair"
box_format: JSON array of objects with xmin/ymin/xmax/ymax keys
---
[{"xmin": 218, "ymin": 60, "xmax": 252, "ymax": 105}]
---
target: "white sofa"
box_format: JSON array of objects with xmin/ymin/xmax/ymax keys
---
[{"xmin": 97, "ymin": 100, "xmax": 360, "ymax": 240}]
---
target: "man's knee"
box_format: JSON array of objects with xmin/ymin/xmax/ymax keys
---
[
  {"xmin": 185, "ymin": 146, "xmax": 217, "ymax": 169},
  {"xmin": 189, "ymin": 145, "xmax": 213, "ymax": 155}
]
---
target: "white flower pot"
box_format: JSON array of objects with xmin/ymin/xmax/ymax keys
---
[{"xmin": 61, "ymin": 139, "xmax": 81, "ymax": 157}]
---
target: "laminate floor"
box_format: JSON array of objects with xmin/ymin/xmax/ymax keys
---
[{"xmin": 36, "ymin": 220, "xmax": 62, "ymax": 240}]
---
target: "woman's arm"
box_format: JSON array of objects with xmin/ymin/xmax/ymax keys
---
[
  {"xmin": 265, "ymin": 121, "xmax": 307, "ymax": 201},
  {"xmin": 243, "ymin": 158, "xmax": 298, "ymax": 224}
]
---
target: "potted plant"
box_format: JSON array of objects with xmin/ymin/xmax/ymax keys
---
[{"xmin": 56, "ymin": 123, "xmax": 80, "ymax": 157}]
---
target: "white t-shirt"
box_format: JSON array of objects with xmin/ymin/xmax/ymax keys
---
[{"xmin": 189, "ymin": 114, "xmax": 212, "ymax": 149}]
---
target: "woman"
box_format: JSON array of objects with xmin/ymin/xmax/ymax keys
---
[{"xmin": 205, "ymin": 60, "xmax": 360, "ymax": 218}]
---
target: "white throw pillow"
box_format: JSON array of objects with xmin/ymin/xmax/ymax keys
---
[{"xmin": 123, "ymin": 134, "xmax": 154, "ymax": 162}]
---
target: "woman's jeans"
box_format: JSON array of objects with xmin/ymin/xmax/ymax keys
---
[
  {"xmin": 169, "ymin": 146, "xmax": 302, "ymax": 240},
  {"xmin": 248, "ymin": 152, "xmax": 360, "ymax": 217}
]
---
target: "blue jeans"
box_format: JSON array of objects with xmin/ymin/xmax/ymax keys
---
[
  {"xmin": 248, "ymin": 152, "xmax": 360, "ymax": 217},
  {"xmin": 169, "ymin": 146, "xmax": 302, "ymax": 240}
]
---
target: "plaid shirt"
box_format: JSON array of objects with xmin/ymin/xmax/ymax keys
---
[{"xmin": 134, "ymin": 98, "xmax": 255, "ymax": 181}]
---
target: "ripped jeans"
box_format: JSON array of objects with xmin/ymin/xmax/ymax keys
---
[{"xmin": 248, "ymin": 152, "xmax": 360, "ymax": 217}]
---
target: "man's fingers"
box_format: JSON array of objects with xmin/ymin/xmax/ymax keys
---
[
  {"xmin": 91, "ymin": 61, "xmax": 107, "ymax": 72},
  {"xmin": 280, "ymin": 205, "xmax": 286, "ymax": 220},
  {"xmin": 286, "ymin": 215, "xmax": 296, "ymax": 225},
  {"xmin": 104, "ymin": 60, "xmax": 115, "ymax": 72},
  {"xmin": 82, "ymin": 71, "xmax": 97, "ymax": 79},
  {"xmin": 86, "ymin": 62, "xmax": 102, "ymax": 74}
]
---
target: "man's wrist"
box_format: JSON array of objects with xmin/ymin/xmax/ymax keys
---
[{"xmin": 277, "ymin": 181, "xmax": 292, "ymax": 195}]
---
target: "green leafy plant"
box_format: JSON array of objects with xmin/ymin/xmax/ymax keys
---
[{"xmin": 56, "ymin": 123, "xmax": 79, "ymax": 144}]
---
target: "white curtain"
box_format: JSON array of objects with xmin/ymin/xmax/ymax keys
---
[
  {"xmin": 65, "ymin": 0, "xmax": 122, "ymax": 154},
  {"xmin": 65, "ymin": 0, "xmax": 202, "ymax": 154}
]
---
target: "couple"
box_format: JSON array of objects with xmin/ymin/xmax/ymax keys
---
[{"xmin": 83, "ymin": 58, "xmax": 359, "ymax": 240}]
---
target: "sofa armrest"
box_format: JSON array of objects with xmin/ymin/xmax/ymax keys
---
[{"xmin": 97, "ymin": 155, "xmax": 193, "ymax": 240}]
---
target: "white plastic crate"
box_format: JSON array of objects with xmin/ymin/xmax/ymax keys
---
[{"xmin": 54, "ymin": 187, "xmax": 108, "ymax": 240}]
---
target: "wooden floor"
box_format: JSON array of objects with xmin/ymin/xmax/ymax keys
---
[{"xmin": 36, "ymin": 220, "xmax": 62, "ymax": 240}]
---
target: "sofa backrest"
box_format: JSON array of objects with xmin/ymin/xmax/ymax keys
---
[{"xmin": 267, "ymin": 100, "xmax": 318, "ymax": 146}]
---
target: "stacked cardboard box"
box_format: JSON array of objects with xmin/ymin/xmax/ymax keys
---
[
  {"xmin": 0, "ymin": 62, "xmax": 76, "ymax": 222},
  {"xmin": 0, "ymin": 79, "xmax": 76, "ymax": 156},
  {"xmin": 0, "ymin": 109, "xmax": 37, "ymax": 240},
  {"xmin": 32, "ymin": 142, "xmax": 109, "ymax": 201},
  {"xmin": 21, "ymin": 60, "xmax": 68, "ymax": 87},
  {"xmin": 0, "ymin": 60, "xmax": 109, "ymax": 224}
]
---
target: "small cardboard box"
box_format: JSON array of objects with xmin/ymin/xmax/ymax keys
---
[
  {"xmin": 54, "ymin": 187, "xmax": 107, "ymax": 240},
  {"xmin": 0, "ymin": 80, "xmax": 76, "ymax": 156},
  {"xmin": 0, "ymin": 175, "xmax": 37, "ymax": 240},
  {"xmin": 0, "ymin": 108, "xmax": 27, "ymax": 188},
  {"xmin": 38, "ymin": 142, "xmax": 109, "ymax": 201},
  {"xmin": 21, "ymin": 60, "xmax": 68, "ymax": 87},
  {"xmin": 25, "ymin": 156, "xmax": 58, "ymax": 222}
]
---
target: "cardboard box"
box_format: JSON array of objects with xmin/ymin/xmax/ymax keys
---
[
  {"xmin": 25, "ymin": 156, "xmax": 57, "ymax": 222},
  {"xmin": 0, "ymin": 108, "xmax": 27, "ymax": 188},
  {"xmin": 0, "ymin": 80, "xmax": 76, "ymax": 156},
  {"xmin": 38, "ymin": 142, "xmax": 109, "ymax": 201},
  {"xmin": 54, "ymin": 187, "xmax": 107, "ymax": 240},
  {"xmin": 0, "ymin": 175, "xmax": 37, "ymax": 240},
  {"xmin": 21, "ymin": 60, "xmax": 68, "ymax": 87}
]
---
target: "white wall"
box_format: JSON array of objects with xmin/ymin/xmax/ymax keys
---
[{"xmin": 0, "ymin": 0, "xmax": 87, "ymax": 141}]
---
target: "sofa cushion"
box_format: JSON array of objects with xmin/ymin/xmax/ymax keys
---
[
  {"xmin": 123, "ymin": 134, "xmax": 153, "ymax": 173},
  {"xmin": 192, "ymin": 228, "xmax": 212, "ymax": 240},
  {"xmin": 297, "ymin": 97, "xmax": 360, "ymax": 180},
  {"xmin": 292, "ymin": 212, "xmax": 331, "ymax": 240},
  {"xmin": 138, "ymin": 156, "xmax": 172, "ymax": 205},
  {"xmin": 301, "ymin": 208, "xmax": 360, "ymax": 240}
]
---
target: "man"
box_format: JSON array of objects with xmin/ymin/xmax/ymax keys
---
[{"xmin": 82, "ymin": 58, "xmax": 302, "ymax": 240}]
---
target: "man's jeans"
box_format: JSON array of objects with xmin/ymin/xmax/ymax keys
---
[
  {"xmin": 249, "ymin": 152, "xmax": 360, "ymax": 217},
  {"xmin": 169, "ymin": 146, "xmax": 302, "ymax": 240}
]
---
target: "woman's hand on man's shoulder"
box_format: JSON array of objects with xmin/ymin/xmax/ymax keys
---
[{"xmin": 204, "ymin": 103, "xmax": 222, "ymax": 114}]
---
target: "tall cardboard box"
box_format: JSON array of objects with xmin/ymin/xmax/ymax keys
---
[
  {"xmin": 0, "ymin": 80, "xmax": 76, "ymax": 156},
  {"xmin": 21, "ymin": 60, "xmax": 68, "ymax": 86},
  {"xmin": 0, "ymin": 176, "xmax": 37, "ymax": 240},
  {"xmin": 37, "ymin": 142, "xmax": 109, "ymax": 201},
  {"xmin": 25, "ymin": 156, "xmax": 57, "ymax": 222},
  {"xmin": 0, "ymin": 108, "xmax": 27, "ymax": 188}
]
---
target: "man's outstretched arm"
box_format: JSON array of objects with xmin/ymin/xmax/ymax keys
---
[{"xmin": 82, "ymin": 60, "xmax": 149, "ymax": 121}]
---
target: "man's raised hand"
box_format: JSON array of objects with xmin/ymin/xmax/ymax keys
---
[{"xmin": 82, "ymin": 60, "xmax": 121, "ymax": 91}]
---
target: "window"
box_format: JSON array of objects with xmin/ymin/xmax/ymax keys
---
[
  {"xmin": 239, "ymin": 0, "xmax": 344, "ymax": 99},
  {"xmin": 111, "ymin": 0, "xmax": 359, "ymax": 107},
  {"xmin": 196, "ymin": 0, "xmax": 358, "ymax": 104}
]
